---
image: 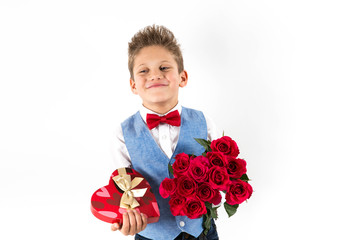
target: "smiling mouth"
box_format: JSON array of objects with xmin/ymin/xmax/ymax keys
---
[{"xmin": 147, "ymin": 84, "xmax": 168, "ymax": 89}]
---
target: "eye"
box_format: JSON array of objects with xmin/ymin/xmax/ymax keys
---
[
  {"xmin": 139, "ymin": 69, "xmax": 148, "ymax": 74},
  {"xmin": 160, "ymin": 66, "xmax": 170, "ymax": 71}
]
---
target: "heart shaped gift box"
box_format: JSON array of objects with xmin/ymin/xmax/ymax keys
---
[{"xmin": 91, "ymin": 168, "xmax": 160, "ymax": 224}]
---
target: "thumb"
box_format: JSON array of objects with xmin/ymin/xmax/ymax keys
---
[{"xmin": 111, "ymin": 222, "xmax": 120, "ymax": 231}]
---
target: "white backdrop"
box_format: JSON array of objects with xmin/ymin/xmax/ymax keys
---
[{"xmin": 1, "ymin": 0, "xmax": 359, "ymax": 239}]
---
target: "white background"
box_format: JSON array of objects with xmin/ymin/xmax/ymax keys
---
[{"xmin": 1, "ymin": 0, "xmax": 359, "ymax": 239}]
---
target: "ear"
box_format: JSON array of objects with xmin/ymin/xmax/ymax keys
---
[
  {"xmin": 130, "ymin": 78, "xmax": 138, "ymax": 95},
  {"xmin": 179, "ymin": 70, "xmax": 188, "ymax": 88}
]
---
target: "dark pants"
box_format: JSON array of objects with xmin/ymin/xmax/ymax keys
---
[{"xmin": 135, "ymin": 219, "xmax": 219, "ymax": 240}]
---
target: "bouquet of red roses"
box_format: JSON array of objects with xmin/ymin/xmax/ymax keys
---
[{"xmin": 159, "ymin": 136, "xmax": 253, "ymax": 233}]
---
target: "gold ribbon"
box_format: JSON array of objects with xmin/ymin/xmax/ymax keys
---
[{"xmin": 112, "ymin": 168, "xmax": 148, "ymax": 209}]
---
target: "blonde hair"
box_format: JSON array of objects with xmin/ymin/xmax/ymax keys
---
[{"xmin": 128, "ymin": 25, "xmax": 184, "ymax": 79}]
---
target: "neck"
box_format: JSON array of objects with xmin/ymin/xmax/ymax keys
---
[{"xmin": 143, "ymin": 101, "xmax": 178, "ymax": 115}]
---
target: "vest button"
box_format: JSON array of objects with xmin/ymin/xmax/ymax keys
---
[{"xmin": 179, "ymin": 221, "xmax": 185, "ymax": 227}]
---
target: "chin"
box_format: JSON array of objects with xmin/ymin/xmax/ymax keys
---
[{"xmin": 148, "ymin": 94, "xmax": 171, "ymax": 102}]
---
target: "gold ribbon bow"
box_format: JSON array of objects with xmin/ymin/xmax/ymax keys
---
[{"xmin": 112, "ymin": 168, "xmax": 148, "ymax": 209}]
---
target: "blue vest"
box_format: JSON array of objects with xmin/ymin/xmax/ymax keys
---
[{"xmin": 121, "ymin": 107, "xmax": 207, "ymax": 240}]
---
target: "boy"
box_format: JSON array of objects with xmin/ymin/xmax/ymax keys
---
[{"xmin": 111, "ymin": 25, "xmax": 220, "ymax": 240}]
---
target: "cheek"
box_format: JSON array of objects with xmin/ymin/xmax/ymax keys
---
[
  {"xmin": 133, "ymin": 79, "xmax": 146, "ymax": 91},
  {"xmin": 167, "ymin": 73, "xmax": 181, "ymax": 83}
]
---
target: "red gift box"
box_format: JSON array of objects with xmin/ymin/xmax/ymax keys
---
[{"xmin": 91, "ymin": 168, "xmax": 160, "ymax": 224}]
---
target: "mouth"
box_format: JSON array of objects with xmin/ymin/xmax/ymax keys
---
[{"xmin": 147, "ymin": 83, "xmax": 168, "ymax": 89}]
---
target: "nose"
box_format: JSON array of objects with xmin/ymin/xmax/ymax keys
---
[{"xmin": 149, "ymin": 69, "xmax": 163, "ymax": 81}]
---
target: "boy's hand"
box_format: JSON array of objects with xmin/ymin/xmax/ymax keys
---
[{"xmin": 111, "ymin": 209, "xmax": 148, "ymax": 236}]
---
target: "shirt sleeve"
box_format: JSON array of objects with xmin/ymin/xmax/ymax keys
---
[
  {"xmin": 203, "ymin": 113, "xmax": 222, "ymax": 141},
  {"xmin": 111, "ymin": 125, "xmax": 132, "ymax": 168}
]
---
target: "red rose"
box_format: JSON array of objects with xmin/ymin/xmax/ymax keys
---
[
  {"xmin": 227, "ymin": 157, "xmax": 247, "ymax": 179},
  {"xmin": 208, "ymin": 166, "xmax": 230, "ymax": 191},
  {"xmin": 169, "ymin": 194, "xmax": 186, "ymax": 216},
  {"xmin": 197, "ymin": 182, "xmax": 222, "ymax": 205},
  {"xmin": 173, "ymin": 153, "xmax": 190, "ymax": 177},
  {"xmin": 159, "ymin": 178, "xmax": 177, "ymax": 198},
  {"xmin": 206, "ymin": 152, "xmax": 227, "ymax": 167},
  {"xmin": 210, "ymin": 136, "xmax": 240, "ymax": 157},
  {"xmin": 211, "ymin": 189, "xmax": 222, "ymax": 205},
  {"xmin": 194, "ymin": 155, "xmax": 210, "ymax": 167},
  {"xmin": 176, "ymin": 175, "xmax": 197, "ymax": 197},
  {"xmin": 188, "ymin": 156, "xmax": 209, "ymax": 182},
  {"xmin": 184, "ymin": 197, "xmax": 207, "ymax": 219},
  {"xmin": 225, "ymin": 179, "xmax": 253, "ymax": 205}
]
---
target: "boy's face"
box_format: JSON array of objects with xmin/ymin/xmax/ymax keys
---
[{"xmin": 130, "ymin": 45, "xmax": 188, "ymax": 113}]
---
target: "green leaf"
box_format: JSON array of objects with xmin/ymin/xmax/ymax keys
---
[
  {"xmin": 168, "ymin": 163, "xmax": 174, "ymax": 176},
  {"xmin": 205, "ymin": 202, "xmax": 212, "ymax": 209},
  {"xmin": 205, "ymin": 202, "xmax": 219, "ymax": 219},
  {"xmin": 222, "ymin": 130, "xmax": 225, "ymax": 137},
  {"xmin": 194, "ymin": 138, "xmax": 212, "ymax": 152},
  {"xmin": 224, "ymin": 202, "xmax": 239, "ymax": 217},
  {"xmin": 210, "ymin": 207, "xmax": 219, "ymax": 219},
  {"xmin": 202, "ymin": 210, "xmax": 212, "ymax": 235},
  {"xmin": 240, "ymin": 173, "xmax": 250, "ymax": 182}
]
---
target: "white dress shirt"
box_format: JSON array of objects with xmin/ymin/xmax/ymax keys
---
[{"xmin": 112, "ymin": 103, "xmax": 221, "ymax": 168}]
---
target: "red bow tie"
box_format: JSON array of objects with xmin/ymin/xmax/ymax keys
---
[{"xmin": 146, "ymin": 110, "xmax": 181, "ymax": 130}]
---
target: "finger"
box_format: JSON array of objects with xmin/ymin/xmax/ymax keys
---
[
  {"xmin": 127, "ymin": 210, "xmax": 136, "ymax": 236},
  {"xmin": 134, "ymin": 210, "xmax": 143, "ymax": 233},
  {"xmin": 111, "ymin": 222, "xmax": 120, "ymax": 231},
  {"xmin": 141, "ymin": 213, "xmax": 148, "ymax": 231},
  {"xmin": 120, "ymin": 211, "xmax": 130, "ymax": 235}
]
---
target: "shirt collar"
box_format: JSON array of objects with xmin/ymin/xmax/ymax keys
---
[{"xmin": 139, "ymin": 102, "xmax": 182, "ymax": 123}]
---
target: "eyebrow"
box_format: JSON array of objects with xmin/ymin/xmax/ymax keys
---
[
  {"xmin": 135, "ymin": 61, "xmax": 172, "ymax": 69},
  {"xmin": 160, "ymin": 60, "xmax": 171, "ymax": 64}
]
